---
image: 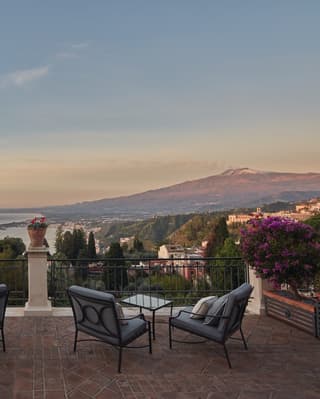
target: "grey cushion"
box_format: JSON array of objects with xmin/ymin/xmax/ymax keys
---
[
  {"xmin": 0, "ymin": 284, "xmax": 8, "ymax": 295},
  {"xmin": 218, "ymin": 283, "xmax": 253, "ymax": 333},
  {"xmin": 171, "ymin": 306, "xmax": 224, "ymax": 342},
  {"xmin": 78, "ymin": 315, "xmax": 147, "ymax": 346},
  {"xmin": 69, "ymin": 285, "xmax": 115, "ymax": 303},
  {"xmin": 204, "ymin": 293, "xmax": 229, "ymax": 326}
]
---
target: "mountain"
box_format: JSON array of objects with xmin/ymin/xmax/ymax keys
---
[{"xmin": 40, "ymin": 168, "xmax": 320, "ymax": 218}]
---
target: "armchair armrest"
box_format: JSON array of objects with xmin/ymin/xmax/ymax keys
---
[
  {"xmin": 170, "ymin": 309, "xmax": 230, "ymax": 321},
  {"xmin": 119, "ymin": 313, "xmax": 146, "ymax": 322},
  {"xmin": 171, "ymin": 309, "xmax": 204, "ymax": 319}
]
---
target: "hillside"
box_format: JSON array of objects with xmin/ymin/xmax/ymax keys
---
[
  {"xmin": 10, "ymin": 168, "xmax": 320, "ymax": 218},
  {"xmin": 168, "ymin": 214, "xmax": 221, "ymax": 246},
  {"xmin": 97, "ymin": 214, "xmax": 193, "ymax": 246}
]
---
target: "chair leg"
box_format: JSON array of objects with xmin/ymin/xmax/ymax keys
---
[
  {"xmin": 1, "ymin": 329, "xmax": 5, "ymax": 352},
  {"xmin": 73, "ymin": 329, "xmax": 78, "ymax": 352},
  {"xmin": 118, "ymin": 346, "xmax": 123, "ymax": 373},
  {"xmin": 239, "ymin": 326, "xmax": 248, "ymax": 350},
  {"xmin": 223, "ymin": 344, "xmax": 232, "ymax": 369},
  {"xmin": 148, "ymin": 323, "xmax": 152, "ymax": 354},
  {"xmin": 168, "ymin": 321, "xmax": 172, "ymax": 349}
]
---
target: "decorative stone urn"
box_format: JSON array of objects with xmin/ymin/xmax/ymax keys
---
[
  {"xmin": 27, "ymin": 227, "xmax": 47, "ymax": 247},
  {"xmin": 27, "ymin": 216, "xmax": 48, "ymax": 248}
]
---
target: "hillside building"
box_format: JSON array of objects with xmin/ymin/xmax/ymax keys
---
[{"xmin": 158, "ymin": 244, "xmax": 205, "ymax": 281}]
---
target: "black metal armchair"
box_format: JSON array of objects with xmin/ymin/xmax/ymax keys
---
[
  {"xmin": 67, "ymin": 285, "xmax": 152, "ymax": 372},
  {"xmin": 0, "ymin": 284, "xmax": 9, "ymax": 352},
  {"xmin": 169, "ymin": 283, "xmax": 253, "ymax": 368}
]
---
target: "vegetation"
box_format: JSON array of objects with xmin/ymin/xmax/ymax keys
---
[
  {"xmin": 169, "ymin": 213, "xmax": 222, "ymax": 246},
  {"xmin": 204, "ymin": 217, "xmax": 229, "ymax": 257},
  {"xmin": 97, "ymin": 214, "xmax": 193, "ymax": 248},
  {"xmin": 103, "ymin": 242, "xmax": 128, "ymax": 293},
  {"xmin": 0, "ymin": 237, "xmax": 25, "ymax": 259},
  {"xmin": 240, "ymin": 216, "xmax": 320, "ymax": 299},
  {"xmin": 87, "ymin": 231, "xmax": 97, "ymax": 259},
  {"xmin": 261, "ymin": 201, "xmax": 295, "ymax": 212},
  {"xmin": 304, "ymin": 214, "xmax": 320, "ymax": 233},
  {"xmin": 215, "ymin": 237, "xmax": 241, "ymax": 258},
  {"xmin": 305, "ymin": 214, "xmax": 320, "ymax": 291},
  {"xmin": 0, "ymin": 237, "xmax": 26, "ymax": 305},
  {"xmin": 54, "ymin": 228, "xmax": 98, "ymax": 261}
]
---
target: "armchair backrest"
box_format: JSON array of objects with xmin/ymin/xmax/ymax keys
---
[
  {"xmin": 218, "ymin": 283, "xmax": 253, "ymax": 338},
  {"xmin": 0, "ymin": 284, "xmax": 9, "ymax": 328},
  {"xmin": 67, "ymin": 285, "xmax": 121, "ymax": 341}
]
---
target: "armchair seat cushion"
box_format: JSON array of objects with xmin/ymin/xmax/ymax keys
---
[
  {"xmin": 78, "ymin": 316, "xmax": 147, "ymax": 346},
  {"xmin": 171, "ymin": 306, "xmax": 224, "ymax": 342},
  {"xmin": 121, "ymin": 318, "xmax": 148, "ymax": 345}
]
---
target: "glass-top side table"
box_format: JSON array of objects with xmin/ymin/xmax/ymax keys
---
[{"xmin": 121, "ymin": 294, "xmax": 173, "ymax": 339}]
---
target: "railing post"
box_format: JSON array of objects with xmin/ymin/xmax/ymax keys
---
[
  {"xmin": 24, "ymin": 248, "xmax": 53, "ymax": 316},
  {"xmin": 246, "ymin": 266, "xmax": 272, "ymax": 315}
]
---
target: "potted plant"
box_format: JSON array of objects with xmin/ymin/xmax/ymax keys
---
[
  {"xmin": 240, "ymin": 216, "xmax": 320, "ymax": 336},
  {"xmin": 27, "ymin": 216, "xmax": 48, "ymax": 248}
]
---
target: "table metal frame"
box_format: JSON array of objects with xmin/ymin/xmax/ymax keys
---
[{"xmin": 121, "ymin": 294, "xmax": 173, "ymax": 340}]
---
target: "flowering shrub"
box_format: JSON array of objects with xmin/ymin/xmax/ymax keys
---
[
  {"xmin": 240, "ymin": 216, "xmax": 320, "ymax": 298},
  {"xmin": 27, "ymin": 216, "xmax": 48, "ymax": 230}
]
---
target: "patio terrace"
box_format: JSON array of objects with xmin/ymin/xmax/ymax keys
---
[{"xmin": 1, "ymin": 313, "xmax": 319, "ymax": 399}]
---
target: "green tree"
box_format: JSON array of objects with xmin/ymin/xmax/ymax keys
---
[
  {"xmin": 104, "ymin": 242, "xmax": 127, "ymax": 293},
  {"xmin": 55, "ymin": 226, "xmax": 64, "ymax": 254},
  {"xmin": 108, "ymin": 242, "xmax": 124, "ymax": 258},
  {"xmin": 61, "ymin": 231, "xmax": 74, "ymax": 258},
  {"xmin": 0, "ymin": 237, "xmax": 25, "ymax": 259},
  {"xmin": 216, "ymin": 238, "xmax": 241, "ymax": 258},
  {"xmin": 205, "ymin": 217, "xmax": 229, "ymax": 257},
  {"xmin": 87, "ymin": 231, "xmax": 97, "ymax": 259},
  {"xmin": 72, "ymin": 229, "xmax": 87, "ymax": 259},
  {"xmin": 133, "ymin": 237, "xmax": 144, "ymax": 252},
  {"xmin": 0, "ymin": 237, "xmax": 26, "ymax": 304},
  {"xmin": 304, "ymin": 214, "xmax": 320, "ymax": 233}
]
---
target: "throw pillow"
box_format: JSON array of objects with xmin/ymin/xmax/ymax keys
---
[
  {"xmin": 115, "ymin": 303, "xmax": 128, "ymax": 325},
  {"xmin": 190, "ymin": 296, "xmax": 217, "ymax": 319},
  {"xmin": 204, "ymin": 293, "xmax": 230, "ymax": 326}
]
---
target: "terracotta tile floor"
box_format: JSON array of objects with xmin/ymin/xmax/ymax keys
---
[{"xmin": 0, "ymin": 314, "xmax": 319, "ymax": 398}]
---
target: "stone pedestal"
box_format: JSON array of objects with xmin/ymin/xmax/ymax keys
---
[
  {"xmin": 24, "ymin": 247, "xmax": 52, "ymax": 316},
  {"xmin": 247, "ymin": 267, "xmax": 273, "ymax": 315}
]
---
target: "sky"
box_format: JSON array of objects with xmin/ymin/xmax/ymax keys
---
[{"xmin": 1, "ymin": 1, "xmax": 320, "ymax": 208}]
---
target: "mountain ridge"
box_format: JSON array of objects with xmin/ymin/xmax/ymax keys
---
[{"xmin": 36, "ymin": 168, "xmax": 320, "ymax": 218}]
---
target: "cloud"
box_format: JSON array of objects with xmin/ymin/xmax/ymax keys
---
[
  {"xmin": 71, "ymin": 42, "xmax": 89, "ymax": 49},
  {"xmin": 55, "ymin": 42, "xmax": 89, "ymax": 60},
  {"xmin": 0, "ymin": 65, "xmax": 49, "ymax": 88},
  {"xmin": 56, "ymin": 52, "xmax": 79, "ymax": 59}
]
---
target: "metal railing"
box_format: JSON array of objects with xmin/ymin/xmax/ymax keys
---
[
  {"xmin": 0, "ymin": 258, "xmax": 28, "ymax": 306},
  {"xmin": 48, "ymin": 257, "xmax": 248, "ymax": 307},
  {"xmin": 0, "ymin": 257, "xmax": 248, "ymax": 307}
]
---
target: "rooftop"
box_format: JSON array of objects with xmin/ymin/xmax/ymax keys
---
[{"xmin": 1, "ymin": 314, "xmax": 319, "ymax": 399}]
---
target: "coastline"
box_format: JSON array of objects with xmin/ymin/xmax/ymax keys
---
[{"xmin": 0, "ymin": 215, "xmax": 59, "ymax": 252}]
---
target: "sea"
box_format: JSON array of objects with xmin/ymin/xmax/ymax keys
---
[{"xmin": 0, "ymin": 212, "xmax": 57, "ymax": 252}]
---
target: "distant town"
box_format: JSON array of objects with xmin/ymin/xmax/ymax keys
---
[{"xmin": 53, "ymin": 198, "xmax": 320, "ymax": 274}]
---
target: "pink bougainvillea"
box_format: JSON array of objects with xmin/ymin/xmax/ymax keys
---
[
  {"xmin": 240, "ymin": 216, "xmax": 320, "ymax": 295},
  {"xmin": 28, "ymin": 216, "xmax": 48, "ymax": 230}
]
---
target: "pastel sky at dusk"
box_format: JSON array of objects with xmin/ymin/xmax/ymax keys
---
[{"xmin": 1, "ymin": 1, "xmax": 320, "ymax": 207}]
